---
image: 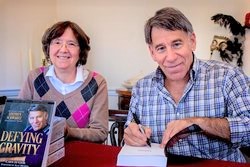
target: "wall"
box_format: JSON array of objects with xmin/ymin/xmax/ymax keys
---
[{"xmin": 0, "ymin": 0, "xmax": 249, "ymax": 108}]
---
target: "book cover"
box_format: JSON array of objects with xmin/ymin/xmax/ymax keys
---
[
  {"xmin": 164, "ymin": 124, "xmax": 202, "ymax": 157},
  {"xmin": 0, "ymin": 98, "xmax": 56, "ymax": 167}
]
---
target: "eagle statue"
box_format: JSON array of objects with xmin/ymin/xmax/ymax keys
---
[{"xmin": 210, "ymin": 13, "xmax": 250, "ymax": 67}]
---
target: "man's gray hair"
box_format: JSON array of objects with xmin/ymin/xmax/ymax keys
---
[
  {"xmin": 144, "ymin": 7, "xmax": 194, "ymax": 44},
  {"xmin": 28, "ymin": 104, "xmax": 48, "ymax": 113}
]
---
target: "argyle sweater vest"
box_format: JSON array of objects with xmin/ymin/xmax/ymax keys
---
[{"xmin": 19, "ymin": 66, "xmax": 108, "ymax": 130}]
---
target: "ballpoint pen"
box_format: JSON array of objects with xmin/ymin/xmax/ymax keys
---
[{"xmin": 132, "ymin": 112, "xmax": 151, "ymax": 147}]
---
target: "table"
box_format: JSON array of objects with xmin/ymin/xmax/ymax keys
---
[{"xmin": 51, "ymin": 141, "xmax": 250, "ymax": 167}]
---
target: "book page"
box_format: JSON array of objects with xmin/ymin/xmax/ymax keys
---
[{"xmin": 120, "ymin": 143, "xmax": 164, "ymax": 156}]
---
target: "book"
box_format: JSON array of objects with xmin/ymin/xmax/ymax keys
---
[
  {"xmin": 48, "ymin": 116, "xmax": 66, "ymax": 166},
  {"xmin": 117, "ymin": 143, "xmax": 167, "ymax": 167},
  {"xmin": 164, "ymin": 124, "xmax": 202, "ymax": 157},
  {"xmin": 0, "ymin": 98, "xmax": 56, "ymax": 167},
  {"xmin": 47, "ymin": 146, "xmax": 65, "ymax": 166},
  {"xmin": 116, "ymin": 124, "xmax": 203, "ymax": 167},
  {"xmin": 50, "ymin": 116, "xmax": 66, "ymax": 143},
  {"xmin": 49, "ymin": 136, "xmax": 64, "ymax": 155}
]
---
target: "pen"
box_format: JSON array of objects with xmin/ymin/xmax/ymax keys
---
[{"xmin": 132, "ymin": 112, "xmax": 151, "ymax": 147}]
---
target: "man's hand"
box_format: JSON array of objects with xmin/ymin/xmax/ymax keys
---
[
  {"xmin": 161, "ymin": 119, "xmax": 194, "ymax": 148},
  {"xmin": 161, "ymin": 117, "xmax": 230, "ymax": 148},
  {"xmin": 123, "ymin": 122, "xmax": 151, "ymax": 146}
]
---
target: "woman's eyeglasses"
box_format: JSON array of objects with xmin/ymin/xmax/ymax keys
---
[{"xmin": 50, "ymin": 39, "xmax": 79, "ymax": 49}]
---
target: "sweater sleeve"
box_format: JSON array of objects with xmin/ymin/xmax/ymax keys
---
[{"xmin": 67, "ymin": 75, "xmax": 109, "ymax": 143}]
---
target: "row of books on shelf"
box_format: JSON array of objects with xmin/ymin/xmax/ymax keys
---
[{"xmin": 0, "ymin": 99, "xmax": 66, "ymax": 167}]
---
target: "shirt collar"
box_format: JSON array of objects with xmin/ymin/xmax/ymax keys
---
[
  {"xmin": 191, "ymin": 56, "xmax": 199, "ymax": 81},
  {"xmin": 45, "ymin": 65, "xmax": 87, "ymax": 84}
]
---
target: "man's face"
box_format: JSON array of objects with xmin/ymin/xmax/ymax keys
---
[
  {"xmin": 149, "ymin": 27, "xmax": 196, "ymax": 82},
  {"xmin": 28, "ymin": 111, "xmax": 48, "ymax": 131}
]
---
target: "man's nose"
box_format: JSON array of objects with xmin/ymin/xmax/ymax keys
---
[
  {"xmin": 34, "ymin": 118, "xmax": 39, "ymax": 123},
  {"xmin": 165, "ymin": 48, "xmax": 177, "ymax": 62}
]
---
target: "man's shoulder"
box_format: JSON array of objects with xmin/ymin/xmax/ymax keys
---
[
  {"xmin": 196, "ymin": 59, "xmax": 247, "ymax": 80},
  {"xmin": 137, "ymin": 70, "xmax": 157, "ymax": 84},
  {"xmin": 42, "ymin": 124, "xmax": 50, "ymax": 135},
  {"xmin": 197, "ymin": 59, "xmax": 238, "ymax": 72}
]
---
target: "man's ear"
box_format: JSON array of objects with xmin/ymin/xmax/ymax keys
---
[
  {"xmin": 189, "ymin": 32, "xmax": 196, "ymax": 51},
  {"xmin": 45, "ymin": 112, "xmax": 49, "ymax": 120},
  {"xmin": 148, "ymin": 45, "xmax": 157, "ymax": 62}
]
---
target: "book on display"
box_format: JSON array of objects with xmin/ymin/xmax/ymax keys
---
[{"xmin": 0, "ymin": 98, "xmax": 56, "ymax": 167}]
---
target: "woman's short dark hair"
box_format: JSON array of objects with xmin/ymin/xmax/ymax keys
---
[{"xmin": 42, "ymin": 21, "xmax": 91, "ymax": 66}]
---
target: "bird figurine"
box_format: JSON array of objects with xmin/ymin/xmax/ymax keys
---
[{"xmin": 210, "ymin": 13, "xmax": 250, "ymax": 67}]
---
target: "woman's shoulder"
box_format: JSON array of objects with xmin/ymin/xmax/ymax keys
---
[
  {"xmin": 27, "ymin": 66, "xmax": 49, "ymax": 79},
  {"xmin": 87, "ymin": 70, "xmax": 106, "ymax": 81},
  {"xmin": 29, "ymin": 66, "xmax": 48, "ymax": 75}
]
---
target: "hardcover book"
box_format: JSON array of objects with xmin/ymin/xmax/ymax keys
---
[
  {"xmin": 117, "ymin": 143, "xmax": 167, "ymax": 167},
  {"xmin": 50, "ymin": 116, "xmax": 66, "ymax": 143},
  {"xmin": 116, "ymin": 124, "xmax": 202, "ymax": 167},
  {"xmin": 0, "ymin": 98, "xmax": 56, "ymax": 167},
  {"xmin": 47, "ymin": 146, "xmax": 65, "ymax": 166},
  {"xmin": 47, "ymin": 117, "xmax": 66, "ymax": 166}
]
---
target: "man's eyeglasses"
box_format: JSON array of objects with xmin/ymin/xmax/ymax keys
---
[{"xmin": 50, "ymin": 39, "xmax": 79, "ymax": 49}]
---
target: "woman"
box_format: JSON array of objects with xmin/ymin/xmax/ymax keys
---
[{"xmin": 19, "ymin": 21, "xmax": 109, "ymax": 143}]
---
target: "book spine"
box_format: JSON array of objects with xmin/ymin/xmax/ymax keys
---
[
  {"xmin": 51, "ymin": 118, "xmax": 66, "ymax": 143},
  {"xmin": 49, "ymin": 137, "xmax": 64, "ymax": 155},
  {"xmin": 47, "ymin": 147, "xmax": 65, "ymax": 166}
]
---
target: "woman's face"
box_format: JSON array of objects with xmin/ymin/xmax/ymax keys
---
[{"xmin": 49, "ymin": 27, "xmax": 80, "ymax": 71}]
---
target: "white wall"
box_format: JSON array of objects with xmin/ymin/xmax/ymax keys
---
[
  {"xmin": 0, "ymin": 0, "xmax": 57, "ymax": 88},
  {"xmin": 0, "ymin": 0, "xmax": 250, "ymax": 107}
]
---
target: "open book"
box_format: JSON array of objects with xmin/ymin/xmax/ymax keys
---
[
  {"xmin": 0, "ymin": 98, "xmax": 56, "ymax": 167},
  {"xmin": 116, "ymin": 124, "xmax": 202, "ymax": 167}
]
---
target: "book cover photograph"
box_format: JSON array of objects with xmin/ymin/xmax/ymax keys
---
[{"xmin": 0, "ymin": 98, "xmax": 56, "ymax": 167}]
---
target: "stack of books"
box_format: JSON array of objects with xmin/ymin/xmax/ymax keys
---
[{"xmin": 47, "ymin": 116, "xmax": 66, "ymax": 166}]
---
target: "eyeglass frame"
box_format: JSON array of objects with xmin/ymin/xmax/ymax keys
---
[{"xmin": 50, "ymin": 38, "xmax": 80, "ymax": 49}]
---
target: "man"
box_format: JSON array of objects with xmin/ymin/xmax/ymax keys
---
[
  {"xmin": 25, "ymin": 104, "xmax": 49, "ymax": 132},
  {"xmin": 123, "ymin": 7, "xmax": 250, "ymax": 163},
  {"xmin": 23, "ymin": 104, "xmax": 50, "ymax": 166}
]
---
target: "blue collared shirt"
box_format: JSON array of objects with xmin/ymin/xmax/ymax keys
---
[
  {"xmin": 45, "ymin": 65, "xmax": 89, "ymax": 95},
  {"xmin": 126, "ymin": 57, "xmax": 250, "ymax": 162}
]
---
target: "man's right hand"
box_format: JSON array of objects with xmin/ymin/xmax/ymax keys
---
[{"xmin": 123, "ymin": 122, "xmax": 151, "ymax": 146}]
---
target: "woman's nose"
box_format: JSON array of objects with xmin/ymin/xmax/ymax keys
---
[{"xmin": 60, "ymin": 43, "xmax": 69, "ymax": 52}]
